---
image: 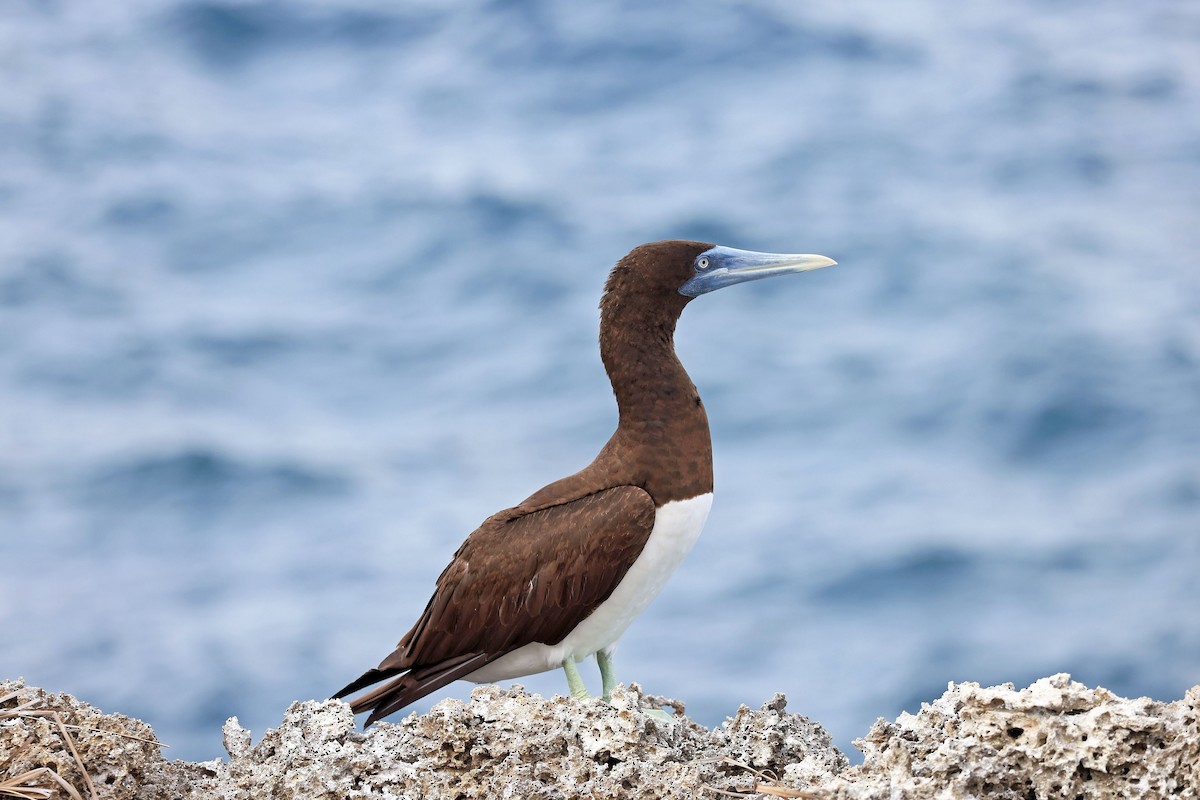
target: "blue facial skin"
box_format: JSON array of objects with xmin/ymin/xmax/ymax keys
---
[{"xmin": 679, "ymin": 246, "xmax": 837, "ymax": 297}]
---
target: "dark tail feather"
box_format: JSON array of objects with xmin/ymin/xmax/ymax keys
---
[
  {"xmin": 333, "ymin": 668, "xmax": 397, "ymax": 700},
  {"xmin": 333, "ymin": 652, "xmax": 495, "ymax": 725},
  {"xmin": 362, "ymin": 653, "xmax": 493, "ymax": 725}
]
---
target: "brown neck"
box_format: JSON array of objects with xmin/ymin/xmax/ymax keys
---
[
  {"xmin": 596, "ymin": 296, "xmax": 713, "ymax": 505},
  {"xmin": 514, "ymin": 241, "xmax": 719, "ymax": 513}
]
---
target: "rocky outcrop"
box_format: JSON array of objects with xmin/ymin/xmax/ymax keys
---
[
  {"xmin": 2, "ymin": 675, "xmax": 1196, "ymax": 799},
  {"xmin": 828, "ymin": 674, "xmax": 1199, "ymax": 799}
]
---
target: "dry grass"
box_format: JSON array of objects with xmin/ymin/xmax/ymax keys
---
[
  {"xmin": 701, "ymin": 756, "xmax": 825, "ymax": 799},
  {"xmin": 0, "ymin": 690, "xmax": 97, "ymax": 800}
]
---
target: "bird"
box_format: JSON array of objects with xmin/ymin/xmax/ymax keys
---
[{"xmin": 335, "ymin": 240, "xmax": 836, "ymax": 724}]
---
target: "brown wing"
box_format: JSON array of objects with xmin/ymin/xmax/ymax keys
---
[{"xmin": 335, "ymin": 484, "xmax": 656, "ymax": 723}]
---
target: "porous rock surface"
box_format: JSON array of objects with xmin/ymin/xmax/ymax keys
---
[
  {"xmin": 0, "ymin": 680, "xmax": 843, "ymax": 799},
  {"xmin": 1, "ymin": 674, "xmax": 1196, "ymax": 799},
  {"xmin": 0, "ymin": 681, "xmax": 187, "ymax": 800},
  {"xmin": 828, "ymin": 673, "xmax": 1199, "ymax": 799}
]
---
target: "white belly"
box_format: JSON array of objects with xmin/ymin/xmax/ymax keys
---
[{"xmin": 465, "ymin": 492, "xmax": 714, "ymax": 683}]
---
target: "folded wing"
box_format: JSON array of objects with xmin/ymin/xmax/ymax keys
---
[{"xmin": 335, "ymin": 484, "xmax": 656, "ymax": 723}]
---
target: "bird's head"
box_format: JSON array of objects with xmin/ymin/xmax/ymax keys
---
[
  {"xmin": 601, "ymin": 240, "xmax": 836, "ymax": 327},
  {"xmin": 678, "ymin": 243, "xmax": 837, "ymax": 296}
]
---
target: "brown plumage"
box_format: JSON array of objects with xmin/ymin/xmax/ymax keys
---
[
  {"xmin": 337, "ymin": 487, "xmax": 658, "ymax": 723},
  {"xmin": 334, "ymin": 240, "xmax": 836, "ymax": 723},
  {"xmin": 335, "ymin": 241, "xmax": 713, "ymax": 723}
]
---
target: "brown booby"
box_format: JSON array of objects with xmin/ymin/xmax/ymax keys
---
[{"xmin": 335, "ymin": 240, "xmax": 836, "ymax": 724}]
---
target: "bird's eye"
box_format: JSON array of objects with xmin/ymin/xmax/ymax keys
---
[{"xmin": 697, "ymin": 257, "xmax": 710, "ymax": 270}]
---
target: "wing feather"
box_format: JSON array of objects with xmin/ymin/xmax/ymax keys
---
[{"xmin": 336, "ymin": 484, "xmax": 656, "ymax": 720}]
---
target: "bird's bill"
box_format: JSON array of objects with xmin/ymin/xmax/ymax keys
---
[{"xmin": 679, "ymin": 246, "xmax": 837, "ymax": 297}]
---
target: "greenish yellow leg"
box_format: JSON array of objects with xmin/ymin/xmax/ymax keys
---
[
  {"xmin": 596, "ymin": 648, "xmax": 675, "ymax": 721},
  {"xmin": 597, "ymin": 648, "xmax": 617, "ymax": 702},
  {"xmin": 561, "ymin": 657, "xmax": 591, "ymax": 700}
]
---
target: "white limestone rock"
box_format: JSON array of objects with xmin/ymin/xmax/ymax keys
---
[
  {"xmin": 825, "ymin": 673, "xmax": 1200, "ymax": 799},
  {"xmin": 2, "ymin": 674, "xmax": 1196, "ymax": 799}
]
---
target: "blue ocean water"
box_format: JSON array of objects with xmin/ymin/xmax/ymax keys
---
[{"xmin": 1, "ymin": 0, "xmax": 1198, "ymax": 763}]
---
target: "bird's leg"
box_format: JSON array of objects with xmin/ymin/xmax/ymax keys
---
[
  {"xmin": 561, "ymin": 657, "xmax": 591, "ymax": 700},
  {"xmin": 596, "ymin": 647, "xmax": 675, "ymax": 721},
  {"xmin": 597, "ymin": 647, "xmax": 617, "ymax": 702}
]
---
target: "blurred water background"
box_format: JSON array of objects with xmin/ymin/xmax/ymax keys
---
[{"xmin": 2, "ymin": 0, "xmax": 1198, "ymax": 763}]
